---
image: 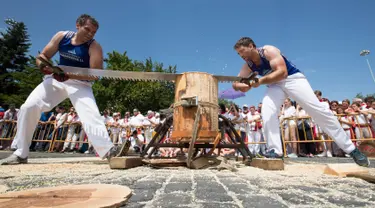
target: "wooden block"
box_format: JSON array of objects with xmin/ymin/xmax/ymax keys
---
[
  {"xmin": 250, "ymin": 158, "xmax": 284, "ymax": 171},
  {"xmin": 142, "ymin": 158, "xmax": 187, "ymax": 167},
  {"xmin": 0, "ymin": 184, "xmax": 132, "ymax": 208},
  {"xmin": 109, "ymin": 156, "xmax": 143, "ymax": 169},
  {"xmin": 191, "ymin": 157, "xmax": 220, "ymax": 169},
  {"xmin": 323, "ymin": 163, "xmax": 369, "ymax": 177}
]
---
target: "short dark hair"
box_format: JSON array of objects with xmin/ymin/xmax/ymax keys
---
[
  {"xmin": 314, "ymin": 90, "xmax": 322, "ymax": 96},
  {"xmin": 364, "ymin": 96, "xmax": 374, "ymax": 103},
  {"xmin": 57, "ymin": 106, "xmax": 65, "ymax": 110},
  {"xmin": 234, "ymin": 37, "xmax": 256, "ymax": 49},
  {"xmin": 76, "ymin": 14, "xmax": 99, "ymax": 29}
]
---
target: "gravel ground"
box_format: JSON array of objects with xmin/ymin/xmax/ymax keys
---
[{"xmin": 1, "ymin": 151, "xmax": 375, "ymax": 208}]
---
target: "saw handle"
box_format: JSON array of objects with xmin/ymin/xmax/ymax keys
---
[
  {"xmin": 240, "ymin": 71, "xmax": 259, "ymax": 86},
  {"xmin": 36, "ymin": 55, "xmax": 65, "ymax": 75},
  {"xmin": 36, "ymin": 55, "xmax": 97, "ymax": 81}
]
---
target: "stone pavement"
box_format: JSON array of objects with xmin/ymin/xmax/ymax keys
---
[{"xmin": 1, "ymin": 151, "xmax": 375, "ymax": 208}]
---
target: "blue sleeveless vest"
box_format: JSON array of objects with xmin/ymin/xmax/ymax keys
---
[
  {"xmin": 246, "ymin": 47, "xmax": 301, "ymax": 77},
  {"xmin": 58, "ymin": 31, "xmax": 94, "ymax": 68}
]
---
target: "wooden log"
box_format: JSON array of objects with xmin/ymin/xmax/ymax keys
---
[
  {"xmin": 109, "ymin": 156, "xmax": 143, "ymax": 169},
  {"xmin": 250, "ymin": 158, "xmax": 284, "ymax": 171},
  {"xmin": 323, "ymin": 163, "xmax": 369, "ymax": 177},
  {"xmin": 171, "ymin": 72, "xmax": 219, "ymax": 143},
  {"xmin": 0, "ymin": 184, "xmax": 132, "ymax": 208}
]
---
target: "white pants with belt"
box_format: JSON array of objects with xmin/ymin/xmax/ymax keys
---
[
  {"xmin": 13, "ymin": 76, "xmax": 113, "ymax": 159},
  {"xmin": 261, "ymin": 73, "xmax": 355, "ymax": 155}
]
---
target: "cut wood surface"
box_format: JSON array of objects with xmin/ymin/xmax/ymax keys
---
[
  {"xmin": 0, "ymin": 184, "xmax": 132, "ymax": 208},
  {"xmin": 323, "ymin": 163, "xmax": 369, "ymax": 177}
]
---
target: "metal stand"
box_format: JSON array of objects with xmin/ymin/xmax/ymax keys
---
[{"xmin": 140, "ymin": 111, "xmax": 254, "ymax": 168}]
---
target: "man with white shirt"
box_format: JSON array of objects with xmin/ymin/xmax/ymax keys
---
[
  {"xmin": 240, "ymin": 105, "xmax": 249, "ymax": 144},
  {"xmin": 143, "ymin": 110, "xmax": 160, "ymax": 155},
  {"xmin": 108, "ymin": 113, "xmax": 121, "ymax": 145},
  {"xmin": 143, "ymin": 111, "xmax": 159, "ymax": 143},
  {"xmin": 314, "ymin": 91, "xmax": 333, "ymax": 158},
  {"xmin": 279, "ymin": 98, "xmax": 298, "ymax": 158},
  {"xmin": 1, "ymin": 14, "xmax": 126, "ymax": 165},
  {"xmin": 232, "ymin": 37, "xmax": 368, "ymax": 167},
  {"xmin": 0, "ymin": 104, "xmax": 19, "ymax": 150},
  {"xmin": 51, "ymin": 106, "xmax": 68, "ymax": 151},
  {"xmin": 247, "ymin": 106, "xmax": 262, "ymax": 156},
  {"xmin": 61, "ymin": 107, "xmax": 78, "ymax": 152},
  {"xmin": 129, "ymin": 109, "xmax": 145, "ymax": 127}
]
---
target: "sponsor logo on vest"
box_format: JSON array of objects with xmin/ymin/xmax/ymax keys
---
[{"xmin": 60, "ymin": 52, "xmax": 84, "ymax": 63}]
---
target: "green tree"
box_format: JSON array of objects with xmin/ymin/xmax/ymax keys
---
[
  {"xmin": 0, "ymin": 18, "xmax": 31, "ymax": 107},
  {"xmin": 10, "ymin": 56, "xmax": 43, "ymax": 106},
  {"xmin": 355, "ymin": 93, "xmax": 375, "ymax": 100},
  {"xmin": 93, "ymin": 51, "xmax": 177, "ymax": 114},
  {"xmin": 218, "ymin": 98, "xmax": 236, "ymax": 108}
]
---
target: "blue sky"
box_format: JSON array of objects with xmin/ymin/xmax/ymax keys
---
[{"xmin": 1, "ymin": 0, "xmax": 374, "ymax": 107}]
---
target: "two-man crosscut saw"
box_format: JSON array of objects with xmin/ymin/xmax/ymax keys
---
[{"xmin": 36, "ymin": 56, "xmax": 259, "ymax": 85}]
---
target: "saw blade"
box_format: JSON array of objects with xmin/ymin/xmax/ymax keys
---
[
  {"xmin": 58, "ymin": 65, "xmax": 181, "ymax": 82},
  {"xmin": 56, "ymin": 65, "xmax": 254, "ymax": 83},
  {"xmin": 213, "ymin": 75, "xmax": 243, "ymax": 82}
]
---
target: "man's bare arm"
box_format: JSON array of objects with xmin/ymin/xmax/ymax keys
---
[
  {"xmin": 89, "ymin": 41, "xmax": 104, "ymax": 69},
  {"xmin": 259, "ymin": 45, "xmax": 288, "ymax": 85},
  {"xmin": 36, "ymin": 31, "xmax": 66, "ymax": 68},
  {"xmin": 232, "ymin": 63, "xmax": 253, "ymax": 90}
]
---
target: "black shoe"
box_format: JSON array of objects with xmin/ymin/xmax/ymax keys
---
[
  {"xmin": 263, "ymin": 149, "xmax": 284, "ymax": 159},
  {"xmin": 104, "ymin": 141, "xmax": 131, "ymax": 161},
  {"xmin": 349, "ymin": 148, "xmax": 370, "ymax": 167},
  {"xmin": 0, "ymin": 154, "xmax": 28, "ymax": 165}
]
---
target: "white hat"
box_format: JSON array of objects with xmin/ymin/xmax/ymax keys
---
[{"xmin": 243, "ymin": 104, "xmax": 248, "ymax": 108}]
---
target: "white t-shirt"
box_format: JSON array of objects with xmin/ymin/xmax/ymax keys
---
[
  {"xmin": 247, "ymin": 112, "xmax": 261, "ymax": 131},
  {"xmin": 129, "ymin": 114, "xmax": 145, "ymax": 127},
  {"xmin": 56, "ymin": 113, "xmax": 68, "ymax": 128},
  {"xmin": 281, "ymin": 106, "xmax": 296, "ymax": 126}
]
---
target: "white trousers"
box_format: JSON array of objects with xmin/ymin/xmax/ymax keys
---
[
  {"xmin": 247, "ymin": 130, "xmax": 261, "ymax": 154},
  {"xmin": 261, "ymin": 73, "xmax": 355, "ymax": 155},
  {"xmin": 13, "ymin": 76, "xmax": 113, "ymax": 158}
]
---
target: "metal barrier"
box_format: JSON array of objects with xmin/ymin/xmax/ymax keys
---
[
  {"xmin": 280, "ymin": 113, "xmax": 375, "ymax": 157},
  {"xmin": 1, "ymin": 112, "xmax": 374, "ymax": 158}
]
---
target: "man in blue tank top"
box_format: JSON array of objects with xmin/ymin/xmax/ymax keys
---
[
  {"xmin": 1, "ymin": 14, "xmax": 125, "ymax": 165},
  {"xmin": 232, "ymin": 37, "xmax": 369, "ymax": 167}
]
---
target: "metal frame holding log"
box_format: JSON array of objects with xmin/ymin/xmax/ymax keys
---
[
  {"xmin": 140, "ymin": 72, "xmax": 255, "ymax": 168},
  {"xmin": 140, "ymin": 109, "xmax": 254, "ymax": 168}
]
